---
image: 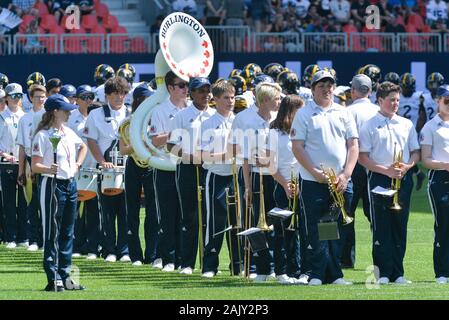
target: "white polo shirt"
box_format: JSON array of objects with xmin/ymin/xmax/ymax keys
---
[
  {"xmin": 359, "ymin": 112, "xmax": 420, "ymax": 168},
  {"xmin": 32, "ymin": 125, "xmax": 83, "ymax": 179},
  {"xmin": 200, "ymin": 112, "xmax": 235, "ymax": 176},
  {"xmin": 419, "ymin": 114, "xmax": 449, "ymax": 164},
  {"xmin": 290, "ymin": 99, "xmax": 358, "ymax": 182},
  {"xmin": 347, "ymin": 97, "xmax": 379, "ymax": 132},
  {"xmin": 84, "ymin": 104, "xmax": 127, "ymax": 158},
  {"xmin": 149, "ymin": 98, "xmax": 186, "ymax": 138},
  {"xmin": 422, "ymin": 92, "xmax": 438, "ymax": 122},
  {"xmin": 67, "ymin": 108, "xmax": 96, "ymax": 168},
  {"xmin": 169, "ymin": 104, "xmax": 216, "ymax": 156},
  {"xmin": 398, "ymin": 91, "xmax": 422, "ymax": 128},
  {"xmin": 16, "ymin": 108, "xmax": 45, "ymax": 157},
  {"xmin": 0, "ymin": 108, "xmax": 25, "ymax": 157},
  {"xmin": 268, "ymin": 129, "xmax": 300, "ymax": 181}
]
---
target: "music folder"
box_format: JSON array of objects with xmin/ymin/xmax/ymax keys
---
[{"xmin": 267, "ymin": 207, "xmax": 293, "ymax": 219}]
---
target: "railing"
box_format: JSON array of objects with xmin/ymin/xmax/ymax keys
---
[
  {"xmin": 3, "ymin": 31, "xmax": 449, "ymax": 54},
  {"xmin": 303, "ymin": 33, "xmax": 347, "ymax": 53},
  {"xmin": 349, "ymin": 32, "xmax": 396, "ymax": 52},
  {"xmin": 253, "ymin": 32, "xmax": 301, "ymax": 53},
  {"xmin": 397, "ymin": 33, "xmax": 442, "ymax": 52}
]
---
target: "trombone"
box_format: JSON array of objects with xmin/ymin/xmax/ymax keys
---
[
  {"xmin": 390, "ymin": 142, "xmax": 403, "ymax": 212},
  {"xmin": 321, "ymin": 164, "xmax": 353, "ymax": 225},
  {"xmin": 286, "ymin": 170, "xmax": 299, "ymax": 231},
  {"xmin": 255, "ymin": 169, "xmax": 270, "ymax": 231}
]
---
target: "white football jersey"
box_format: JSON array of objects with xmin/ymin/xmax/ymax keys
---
[
  {"xmin": 421, "ymin": 92, "xmax": 438, "ymax": 122},
  {"xmin": 398, "ymin": 91, "xmax": 422, "ymax": 128}
]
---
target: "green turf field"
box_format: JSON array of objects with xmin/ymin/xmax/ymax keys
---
[{"xmin": 0, "ymin": 182, "xmax": 445, "ymax": 300}]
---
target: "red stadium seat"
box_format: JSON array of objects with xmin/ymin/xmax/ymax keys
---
[
  {"xmin": 130, "ymin": 37, "xmax": 147, "ymax": 53},
  {"xmin": 34, "ymin": 1, "xmax": 49, "ymax": 16},
  {"xmin": 82, "ymin": 14, "xmax": 98, "ymax": 31},
  {"xmin": 112, "ymin": 25, "xmax": 127, "ymax": 34},
  {"xmin": 40, "ymin": 14, "xmax": 57, "ymax": 32},
  {"xmin": 64, "ymin": 37, "xmax": 85, "ymax": 53},
  {"xmin": 103, "ymin": 15, "xmax": 119, "ymax": 31},
  {"xmin": 95, "ymin": 3, "xmax": 109, "ymax": 19},
  {"xmin": 92, "ymin": 24, "xmax": 106, "ymax": 34}
]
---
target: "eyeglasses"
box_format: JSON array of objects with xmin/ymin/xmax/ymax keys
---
[
  {"xmin": 172, "ymin": 82, "xmax": 188, "ymax": 89},
  {"xmin": 9, "ymin": 93, "xmax": 23, "ymax": 99},
  {"xmin": 79, "ymin": 95, "xmax": 95, "ymax": 101}
]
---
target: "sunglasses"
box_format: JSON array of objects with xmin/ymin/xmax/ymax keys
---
[
  {"xmin": 79, "ymin": 95, "xmax": 95, "ymax": 101},
  {"xmin": 9, "ymin": 93, "xmax": 23, "ymax": 99},
  {"xmin": 172, "ymin": 82, "xmax": 188, "ymax": 89}
]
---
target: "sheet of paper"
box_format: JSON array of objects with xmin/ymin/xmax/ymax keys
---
[
  {"xmin": 371, "ymin": 186, "xmax": 397, "ymax": 197},
  {"xmin": 268, "ymin": 207, "xmax": 294, "ymax": 218},
  {"xmin": 237, "ymin": 225, "xmax": 273, "ymax": 236}
]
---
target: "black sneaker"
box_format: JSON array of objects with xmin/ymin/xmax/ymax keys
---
[
  {"xmin": 63, "ymin": 277, "xmax": 85, "ymax": 290},
  {"xmin": 416, "ymin": 171, "xmax": 426, "ymax": 191},
  {"xmin": 44, "ymin": 280, "xmax": 65, "ymax": 292}
]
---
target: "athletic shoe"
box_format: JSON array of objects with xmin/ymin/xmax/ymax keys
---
[
  {"xmin": 377, "ymin": 277, "xmax": 390, "ymax": 285},
  {"xmin": 6, "ymin": 242, "xmax": 16, "ymax": 249},
  {"xmin": 44, "ymin": 280, "xmax": 64, "ymax": 292},
  {"xmin": 277, "ymin": 274, "xmax": 295, "ymax": 285},
  {"xmin": 27, "ymin": 244, "xmax": 39, "ymax": 251},
  {"xmin": 436, "ymin": 276, "xmax": 447, "ymax": 284},
  {"xmin": 162, "ymin": 263, "xmax": 175, "ymax": 272},
  {"xmin": 267, "ymin": 272, "xmax": 276, "ymax": 280},
  {"xmin": 179, "ymin": 267, "xmax": 193, "ymax": 275},
  {"xmin": 86, "ymin": 253, "xmax": 97, "ymax": 260},
  {"xmin": 394, "ymin": 276, "xmax": 412, "ymax": 284},
  {"xmin": 63, "ymin": 277, "xmax": 85, "ymax": 290},
  {"xmin": 202, "ymin": 271, "xmax": 215, "ymax": 278},
  {"xmin": 253, "ymin": 274, "xmax": 268, "ymax": 283},
  {"xmin": 119, "ymin": 255, "xmax": 131, "ymax": 262},
  {"xmin": 105, "ymin": 254, "xmax": 117, "ymax": 262},
  {"xmin": 332, "ymin": 278, "xmax": 353, "ymax": 285},
  {"xmin": 152, "ymin": 258, "xmax": 163, "ymax": 269},
  {"xmin": 17, "ymin": 241, "xmax": 29, "ymax": 248},
  {"xmin": 132, "ymin": 260, "xmax": 143, "ymax": 266},
  {"xmin": 308, "ymin": 278, "xmax": 322, "ymax": 286},
  {"xmin": 294, "ymin": 274, "xmax": 309, "ymax": 285},
  {"xmin": 72, "ymin": 253, "xmax": 81, "ymax": 258}
]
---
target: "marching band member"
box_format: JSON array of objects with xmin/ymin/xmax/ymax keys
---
[
  {"xmin": 236, "ymin": 82, "xmax": 282, "ymax": 282},
  {"xmin": 32, "ymin": 94, "xmax": 87, "ymax": 291},
  {"xmin": 200, "ymin": 80, "xmax": 240, "ymax": 278},
  {"xmin": 0, "ymin": 83, "xmax": 27, "ymax": 249},
  {"xmin": 23, "ymin": 72, "xmax": 46, "ymax": 113},
  {"xmin": 169, "ymin": 77, "xmax": 216, "ymax": 275},
  {"xmin": 84, "ymin": 77, "xmax": 130, "ymax": 263},
  {"xmin": 68, "ymin": 85, "xmax": 101, "ymax": 260},
  {"xmin": 291, "ymin": 70, "xmax": 358, "ymax": 286},
  {"xmin": 343, "ymin": 74, "xmax": 379, "ymax": 268},
  {"xmin": 119, "ymin": 84, "xmax": 159, "ymax": 266},
  {"xmin": 359, "ymin": 81, "xmax": 420, "ymax": 285},
  {"xmin": 149, "ymin": 71, "xmax": 188, "ymax": 271},
  {"xmin": 420, "ymin": 84, "xmax": 449, "ymax": 284},
  {"xmin": 17, "ymin": 84, "xmax": 47, "ymax": 251},
  {"xmin": 269, "ymin": 94, "xmax": 304, "ymax": 283}
]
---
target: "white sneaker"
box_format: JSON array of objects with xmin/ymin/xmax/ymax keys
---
[
  {"xmin": 162, "ymin": 263, "xmax": 175, "ymax": 272},
  {"xmin": 253, "ymin": 274, "xmax": 268, "ymax": 283},
  {"xmin": 377, "ymin": 277, "xmax": 390, "ymax": 285},
  {"xmin": 119, "ymin": 255, "xmax": 131, "ymax": 262},
  {"xmin": 6, "ymin": 242, "xmax": 16, "ymax": 249},
  {"xmin": 27, "ymin": 244, "xmax": 39, "ymax": 251},
  {"xmin": 105, "ymin": 254, "xmax": 117, "ymax": 262},
  {"xmin": 267, "ymin": 272, "xmax": 276, "ymax": 281},
  {"xmin": 72, "ymin": 253, "xmax": 81, "ymax": 258},
  {"xmin": 179, "ymin": 267, "xmax": 193, "ymax": 275},
  {"xmin": 332, "ymin": 278, "xmax": 353, "ymax": 285},
  {"xmin": 436, "ymin": 276, "xmax": 448, "ymax": 284},
  {"xmin": 294, "ymin": 274, "xmax": 309, "ymax": 285},
  {"xmin": 132, "ymin": 260, "xmax": 143, "ymax": 266},
  {"xmin": 308, "ymin": 278, "xmax": 322, "ymax": 286},
  {"xmin": 394, "ymin": 276, "xmax": 412, "ymax": 284},
  {"xmin": 17, "ymin": 241, "xmax": 29, "ymax": 248},
  {"xmin": 202, "ymin": 271, "xmax": 215, "ymax": 278},
  {"xmin": 277, "ymin": 274, "xmax": 295, "ymax": 285},
  {"xmin": 249, "ymin": 273, "xmax": 258, "ymax": 279},
  {"xmin": 86, "ymin": 253, "xmax": 97, "ymax": 260},
  {"xmin": 152, "ymin": 258, "xmax": 163, "ymax": 269}
]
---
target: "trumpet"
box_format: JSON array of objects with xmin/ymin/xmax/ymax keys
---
[
  {"xmin": 390, "ymin": 142, "xmax": 403, "ymax": 212},
  {"xmin": 321, "ymin": 165, "xmax": 353, "ymax": 225},
  {"xmin": 286, "ymin": 170, "xmax": 299, "ymax": 231}
]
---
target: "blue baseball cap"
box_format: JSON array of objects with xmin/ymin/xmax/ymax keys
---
[
  {"xmin": 44, "ymin": 94, "xmax": 78, "ymax": 112},
  {"xmin": 76, "ymin": 84, "xmax": 94, "ymax": 97},
  {"xmin": 189, "ymin": 77, "xmax": 211, "ymax": 91},
  {"xmin": 60, "ymin": 84, "xmax": 77, "ymax": 98},
  {"xmin": 133, "ymin": 84, "xmax": 153, "ymax": 100},
  {"xmin": 437, "ymin": 84, "xmax": 449, "ymax": 97}
]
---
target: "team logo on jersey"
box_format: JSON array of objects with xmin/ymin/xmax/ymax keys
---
[
  {"xmin": 83, "ymin": 127, "xmax": 89, "ymax": 135},
  {"xmin": 33, "ymin": 143, "xmax": 39, "ymax": 152},
  {"xmin": 169, "ymin": 114, "xmax": 174, "ymax": 119}
]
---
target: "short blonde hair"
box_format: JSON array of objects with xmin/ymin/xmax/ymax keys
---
[{"xmin": 255, "ymin": 82, "xmax": 282, "ymax": 106}]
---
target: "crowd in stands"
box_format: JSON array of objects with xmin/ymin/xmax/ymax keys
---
[{"xmin": 158, "ymin": 0, "xmax": 449, "ymax": 36}]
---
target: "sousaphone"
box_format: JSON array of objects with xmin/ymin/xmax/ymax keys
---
[{"xmin": 128, "ymin": 12, "xmax": 214, "ymax": 171}]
